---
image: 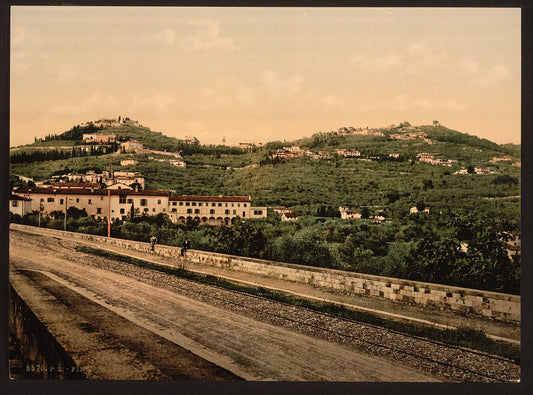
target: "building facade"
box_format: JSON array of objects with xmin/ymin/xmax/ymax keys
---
[{"xmin": 13, "ymin": 186, "xmax": 267, "ymax": 224}]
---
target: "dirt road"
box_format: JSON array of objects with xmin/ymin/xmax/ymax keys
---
[{"xmin": 9, "ymin": 229, "xmax": 507, "ymax": 381}]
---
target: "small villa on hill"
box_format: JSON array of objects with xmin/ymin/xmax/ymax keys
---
[
  {"xmin": 339, "ymin": 206, "xmax": 362, "ymax": 219},
  {"xmin": 280, "ymin": 211, "xmax": 299, "ymax": 222}
]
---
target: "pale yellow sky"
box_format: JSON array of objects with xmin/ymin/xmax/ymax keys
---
[{"xmin": 10, "ymin": 7, "xmax": 521, "ymax": 146}]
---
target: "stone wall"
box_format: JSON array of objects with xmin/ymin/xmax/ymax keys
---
[{"xmin": 11, "ymin": 224, "xmax": 520, "ymax": 323}]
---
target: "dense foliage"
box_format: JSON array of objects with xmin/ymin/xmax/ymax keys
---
[{"xmin": 10, "ymin": 145, "xmax": 117, "ymax": 164}]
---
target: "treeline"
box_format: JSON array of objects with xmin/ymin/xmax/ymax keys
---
[
  {"xmin": 36, "ymin": 123, "xmax": 103, "ymax": 142},
  {"xmin": 10, "ymin": 209, "xmax": 519, "ymax": 294},
  {"xmin": 10, "ymin": 145, "xmax": 118, "ymax": 164}
]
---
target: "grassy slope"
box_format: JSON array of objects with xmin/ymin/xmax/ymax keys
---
[{"xmin": 10, "ymin": 123, "xmax": 521, "ymax": 222}]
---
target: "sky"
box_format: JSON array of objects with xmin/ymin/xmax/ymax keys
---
[{"xmin": 10, "ymin": 7, "xmax": 521, "ymax": 147}]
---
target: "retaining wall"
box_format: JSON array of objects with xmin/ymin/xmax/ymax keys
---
[{"xmin": 11, "ymin": 224, "xmax": 520, "ymax": 323}]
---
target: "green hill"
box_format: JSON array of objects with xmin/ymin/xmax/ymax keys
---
[{"xmin": 10, "ymin": 119, "xmax": 520, "ymax": 222}]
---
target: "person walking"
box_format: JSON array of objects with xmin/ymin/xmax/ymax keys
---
[
  {"xmin": 181, "ymin": 238, "xmax": 190, "ymax": 257},
  {"xmin": 150, "ymin": 235, "xmax": 157, "ymax": 252}
]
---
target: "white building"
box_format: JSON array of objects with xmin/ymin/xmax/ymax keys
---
[
  {"xmin": 410, "ymin": 206, "xmax": 430, "ymax": 214},
  {"xmin": 13, "ymin": 186, "xmax": 267, "ymax": 224},
  {"xmin": 10, "ymin": 194, "xmax": 32, "ymax": 217},
  {"xmin": 339, "ymin": 206, "xmax": 362, "ymax": 219},
  {"xmin": 168, "ymin": 195, "xmax": 267, "ymax": 225},
  {"xmin": 120, "ymin": 159, "xmax": 138, "ymax": 166}
]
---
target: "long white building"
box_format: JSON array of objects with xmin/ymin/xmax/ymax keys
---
[{"xmin": 12, "ymin": 186, "xmax": 267, "ymax": 225}]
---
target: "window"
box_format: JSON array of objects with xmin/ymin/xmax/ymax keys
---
[
  {"xmin": 172, "ymin": 208, "xmax": 177, "ymax": 212},
  {"xmin": 179, "ymin": 202, "xmax": 183, "ymax": 206},
  {"xmin": 76, "ymin": 198, "xmax": 80, "ymax": 203},
  {"xmin": 163, "ymin": 208, "xmax": 166, "ymax": 212},
  {"xmin": 97, "ymin": 208, "xmax": 102, "ymax": 214},
  {"xmin": 192, "ymin": 202, "xmax": 196, "ymax": 206},
  {"xmin": 231, "ymin": 203, "xmax": 234, "ymax": 207},
  {"xmin": 157, "ymin": 199, "xmax": 161, "ymax": 204},
  {"xmin": 120, "ymin": 208, "xmax": 125, "ymax": 214},
  {"xmin": 140, "ymin": 199, "xmax": 147, "ymax": 206},
  {"xmin": 199, "ymin": 202, "xmax": 202, "ymax": 206},
  {"xmin": 254, "ymin": 210, "xmax": 263, "ymax": 215},
  {"xmin": 127, "ymin": 198, "xmax": 133, "ymax": 204},
  {"xmin": 233, "ymin": 210, "xmax": 236, "ymax": 215},
  {"xmin": 60, "ymin": 199, "xmax": 64, "ymax": 205},
  {"xmin": 218, "ymin": 203, "xmax": 222, "ymax": 207},
  {"xmin": 152, "ymin": 208, "xmax": 155, "ymax": 212},
  {"xmin": 210, "ymin": 209, "xmax": 215, "ymax": 215},
  {"xmin": 212, "ymin": 203, "xmax": 215, "ymax": 207},
  {"xmin": 225, "ymin": 203, "xmax": 228, "ymax": 207},
  {"xmin": 119, "ymin": 196, "xmax": 126, "ymax": 204},
  {"xmin": 186, "ymin": 202, "xmax": 190, "ymax": 206},
  {"xmin": 12, "ymin": 201, "xmax": 18, "ymax": 207},
  {"xmin": 194, "ymin": 209, "xmax": 200, "ymax": 214},
  {"xmin": 225, "ymin": 209, "xmax": 230, "ymax": 215},
  {"xmin": 244, "ymin": 204, "xmax": 247, "ymax": 207},
  {"xmin": 40, "ymin": 198, "xmax": 44, "ymax": 202},
  {"xmin": 47, "ymin": 197, "xmax": 54, "ymax": 202},
  {"xmin": 238, "ymin": 203, "xmax": 240, "ymax": 207},
  {"xmin": 187, "ymin": 209, "xmax": 192, "ymax": 214},
  {"xmin": 243, "ymin": 212, "xmax": 246, "ymax": 217},
  {"xmin": 88, "ymin": 199, "xmax": 92, "ymax": 205},
  {"xmin": 172, "ymin": 202, "xmax": 177, "ymax": 206},
  {"xmin": 144, "ymin": 208, "xmax": 149, "ymax": 212}
]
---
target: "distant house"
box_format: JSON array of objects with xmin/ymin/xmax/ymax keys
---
[
  {"xmin": 121, "ymin": 139, "xmax": 143, "ymax": 152},
  {"xmin": 120, "ymin": 159, "xmax": 138, "ymax": 166},
  {"xmin": 9, "ymin": 194, "xmax": 32, "ymax": 217},
  {"xmin": 474, "ymin": 167, "xmax": 491, "ymax": 175},
  {"xmin": 83, "ymin": 134, "xmax": 117, "ymax": 144},
  {"xmin": 410, "ymin": 206, "xmax": 430, "ymax": 214},
  {"xmin": 238, "ymin": 143, "xmax": 254, "ymax": 150},
  {"xmin": 491, "ymin": 156, "xmax": 512, "ymax": 163},
  {"xmin": 369, "ymin": 215, "xmax": 386, "ymax": 223},
  {"xmin": 339, "ymin": 206, "xmax": 362, "ymax": 219},
  {"xmin": 184, "ymin": 135, "xmax": 200, "ymax": 145},
  {"xmin": 336, "ymin": 149, "xmax": 361, "ymax": 158},
  {"xmin": 170, "ymin": 160, "xmax": 187, "ymax": 168},
  {"xmin": 281, "ymin": 211, "xmax": 299, "ymax": 222}
]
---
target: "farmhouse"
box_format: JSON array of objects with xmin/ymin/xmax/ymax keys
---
[
  {"xmin": 339, "ymin": 206, "xmax": 362, "ymax": 219},
  {"xmin": 121, "ymin": 139, "xmax": 144, "ymax": 152},
  {"xmin": 280, "ymin": 211, "xmax": 299, "ymax": 222},
  {"xmin": 82, "ymin": 134, "xmax": 117, "ymax": 144}
]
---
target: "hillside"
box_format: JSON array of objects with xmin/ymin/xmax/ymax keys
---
[{"xmin": 10, "ymin": 119, "xmax": 521, "ymax": 224}]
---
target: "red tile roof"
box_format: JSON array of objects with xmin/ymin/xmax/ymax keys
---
[
  {"xmin": 10, "ymin": 194, "xmax": 32, "ymax": 201},
  {"xmin": 14, "ymin": 186, "xmax": 169, "ymax": 196},
  {"xmin": 50, "ymin": 182, "xmax": 101, "ymax": 189},
  {"xmin": 169, "ymin": 195, "xmax": 251, "ymax": 202}
]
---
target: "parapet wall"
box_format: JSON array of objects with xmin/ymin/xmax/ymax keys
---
[{"xmin": 11, "ymin": 224, "xmax": 520, "ymax": 323}]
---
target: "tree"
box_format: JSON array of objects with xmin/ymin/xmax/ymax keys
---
[
  {"xmin": 361, "ymin": 207, "xmax": 370, "ymax": 219},
  {"xmin": 433, "ymin": 120, "xmax": 439, "ymax": 126},
  {"xmin": 467, "ymin": 165, "xmax": 475, "ymax": 174}
]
